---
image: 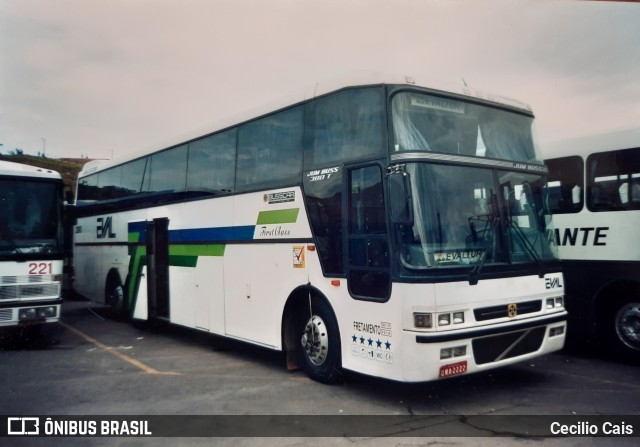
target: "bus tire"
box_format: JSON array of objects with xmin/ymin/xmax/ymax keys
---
[
  {"xmin": 608, "ymin": 298, "xmax": 640, "ymax": 362},
  {"xmin": 106, "ymin": 274, "xmax": 126, "ymax": 320},
  {"xmin": 299, "ymin": 298, "xmax": 342, "ymax": 384}
]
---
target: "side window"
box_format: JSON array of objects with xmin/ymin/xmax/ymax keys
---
[
  {"xmin": 97, "ymin": 166, "xmax": 123, "ymax": 200},
  {"xmin": 303, "ymin": 167, "xmax": 343, "ymax": 275},
  {"xmin": 236, "ymin": 106, "xmax": 303, "ymax": 192},
  {"xmin": 306, "ymin": 87, "xmax": 386, "ymax": 168},
  {"xmin": 144, "ymin": 145, "xmax": 188, "ymax": 194},
  {"xmin": 187, "ymin": 129, "xmax": 237, "ymax": 194},
  {"xmin": 77, "ymin": 174, "xmax": 99, "ymax": 201},
  {"xmin": 120, "ymin": 157, "xmax": 147, "ymax": 197},
  {"xmin": 347, "ymin": 165, "xmax": 390, "ymax": 301},
  {"xmin": 588, "ymin": 147, "xmax": 640, "ymax": 212},
  {"xmin": 545, "ymin": 156, "xmax": 584, "ymax": 214}
]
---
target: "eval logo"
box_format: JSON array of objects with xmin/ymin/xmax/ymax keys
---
[
  {"xmin": 97, "ymin": 216, "xmax": 116, "ymax": 239},
  {"xmin": 545, "ymin": 276, "xmax": 563, "ymax": 289}
]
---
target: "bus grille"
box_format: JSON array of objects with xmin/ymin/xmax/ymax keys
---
[
  {"xmin": 1, "ymin": 275, "xmax": 56, "ymax": 284},
  {"xmin": 472, "ymin": 326, "xmax": 546, "ymax": 365},
  {"xmin": 0, "ymin": 309, "xmax": 12, "ymax": 321},
  {"xmin": 0, "ymin": 283, "xmax": 61, "ymax": 301},
  {"xmin": 474, "ymin": 300, "xmax": 542, "ymax": 322}
]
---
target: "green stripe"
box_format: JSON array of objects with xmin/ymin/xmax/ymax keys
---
[
  {"xmin": 257, "ymin": 208, "xmax": 299, "ymax": 225},
  {"xmin": 169, "ymin": 244, "xmax": 226, "ymax": 257}
]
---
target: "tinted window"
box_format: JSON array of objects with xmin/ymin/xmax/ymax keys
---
[
  {"xmin": 144, "ymin": 145, "xmax": 188, "ymax": 194},
  {"xmin": 347, "ymin": 165, "xmax": 390, "ymax": 300},
  {"xmin": 306, "ymin": 87, "xmax": 386, "ymax": 168},
  {"xmin": 545, "ymin": 156, "xmax": 584, "ymax": 214},
  {"xmin": 392, "ymin": 91, "xmax": 536, "ymax": 161},
  {"xmin": 588, "ymin": 147, "xmax": 640, "ymax": 212},
  {"xmin": 303, "ymin": 166, "xmax": 343, "ymax": 275},
  {"xmin": 187, "ymin": 129, "xmax": 236, "ymax": 194},
  {"xmin": 120, "ymin": 157, "xmax": 147, "ymax": 196},
  {"xmin": 236, "ymin": 106, "xmax": 303, "ymax": 192},
  {"xmin": 77, "ymin": 174, "xmax": 99, "ymax": 201}
]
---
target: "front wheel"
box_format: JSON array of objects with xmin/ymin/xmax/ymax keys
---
[{"xmin": 299, "ymin": 299, "xmax": 341, "ymax": 384}]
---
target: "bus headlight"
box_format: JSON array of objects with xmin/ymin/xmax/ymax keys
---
[
  {"xmin": 18, "ymin": 308, "xmax": 37, "ymax": 320},
  {"xmin": 414, "ymin": 313, "xmax": 433, "ymax": 329},
  {"xmin": 547, "ymin": 297, "xmax": 564, "ymax": 309}
]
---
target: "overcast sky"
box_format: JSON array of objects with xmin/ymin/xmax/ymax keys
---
[{"xmin": 1, "ymin": 0, "xmax": 639, "ymax": 160}]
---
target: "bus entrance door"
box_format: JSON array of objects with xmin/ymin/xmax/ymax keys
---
[{"xmin": 146, "ymin": 217, "xmax": 170, "ymax": 321}]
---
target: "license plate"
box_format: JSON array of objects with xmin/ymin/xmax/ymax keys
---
[{"xmin": 439, "ymin": 360, "xmax": 468, "ymax": 379}]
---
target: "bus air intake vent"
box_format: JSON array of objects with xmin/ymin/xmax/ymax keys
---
[
  {"xmin": 0, "ymin": 284, "xmax": 61, "ymax": 301},
  {"xmin": 472, "ymin": 326, "xmax": 546, "ymax": 365},
  {"xmin": 474, "ymin": 300, "xmax": 542, "ymax": 322}
]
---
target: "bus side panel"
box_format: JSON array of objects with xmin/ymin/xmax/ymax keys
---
[
  {"xmin": 551, "ymin": 212, "xmax": 640, "ymax": 262},
  {"xmin": 224, "ymin": 188, "xmax": 312, "ymax": 348},
  {"xmin": 335, "ymin": 287, "xmax": 404, "ymax": 381},
  {"xmin": 168, "ymin": 257, "xmax": 225, "ymax": 332},
  {"xmin": 73, "ymin": 216, "xmax": 105, "ymax": 303}
]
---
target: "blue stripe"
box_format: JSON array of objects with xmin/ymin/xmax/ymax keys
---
[
  {"xmin": 170, "ymin": 226, "xmax": 255, "ymax": 243},
  {"xmin": 128, "ymin": 221, "xmax": 255, "ymax": 244}
]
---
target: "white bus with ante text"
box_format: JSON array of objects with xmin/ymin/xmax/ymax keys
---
[
  {"xmin": 0, "ymin": 160, "xmax": 64, "ymax": 332},
  {"xmin": 543, "ymin": 128, "xmax": 639, "ymax": 361},
  {"xmin": 72, "ymin": 74, "xmax": 567, "ymax": 383}
]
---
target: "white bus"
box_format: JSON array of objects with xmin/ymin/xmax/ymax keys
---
[
  {"xmin": 0, "ymin": 160, "xmax": 64, "ymax": 332},
  {"xmin": 543, "ymin": 128, "xmax": 640, "ymax": 361},
  {"xmin": 72, "ymin": 74, "xmax": 566, "ymax": 383}
]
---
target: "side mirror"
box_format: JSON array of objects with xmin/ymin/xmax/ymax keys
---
[
  {"xmin": 388, "ymin": 171, "xmax": 413, "ymax": 226},
  {"xmin": 65, "ymin": 189, "xmax": 75, "ymax": 205}
]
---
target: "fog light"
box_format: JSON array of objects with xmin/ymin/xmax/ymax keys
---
[
  {"xmin": 453, "ymin": 312, "xmax": 465, "ymax": 324},
  {"xmin": 453, "ymin": 346, "xmax": 467, "ymax": 357},
  {"xmin": 414, "ymin": 313, "xmax": 433, "ymax": 329},
  {"xmin": 549, "ymin": 326, "xmax": 565, "ymax": 337},
  {"xmin": 37, "ymin": 307, "xmax": 57, "ymax": 318},
  {"xmin": 555, "ymin": 297, "xmax": 564, "ymax": 308},
  {"xmin": 438, "ymin": 314, "xmax": 451, "ymax": 326},
  {"xmin": 440, "ymin": 348, "xmax": 453, "ymax": 359},
  {"xmin": 19, "ymin": 308, "xmax": 37, "ymax": 320},
  {"xmin": 546, "ymin": 298, "xmax": 555, "ymax": 309}
]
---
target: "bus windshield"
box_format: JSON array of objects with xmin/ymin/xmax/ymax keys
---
[
  {"xmin": 392, "ymin": 91, "xmax": 537, "ymax": 162},
  {"xmin": 0, "ymin": 179, "xmax": 63, "ymax": 256},
  {"xmin": 398, "ymin": 163, "xmax": 557, "ymax": 270}
]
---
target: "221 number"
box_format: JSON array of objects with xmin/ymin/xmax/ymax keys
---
[{"xmin": 28, "ymin": 263, "xmax": 53, "ymax": 275}]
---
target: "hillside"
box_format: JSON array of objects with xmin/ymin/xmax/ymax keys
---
[{"xmin": 0, "ymin": 154, "xmax": 92, "ymax": 193}]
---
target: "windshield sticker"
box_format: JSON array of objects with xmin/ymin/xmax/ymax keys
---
[
  {"xmin": 434, "ymin": 250, "xmax": 484, "ymax": 264},
  {"xmin": 410, "ymin": 96, "xmax": 465, "ymax": 114}
]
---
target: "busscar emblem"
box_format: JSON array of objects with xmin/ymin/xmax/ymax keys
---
[{"xmin": 507, "ymin": 303, "xmax": 518, "ymax": 318}]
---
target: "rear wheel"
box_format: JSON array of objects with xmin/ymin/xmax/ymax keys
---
[
  {"xmin": 299, "ymin": 299, "xmax": 341, "ymax": 384},
  {"xmin": 611, "ymin": 301, "xmax": 640, "ymax": 360},
  {"xmin": 106, "ymin": 275, "xmax": 126, "ymax": 320}
]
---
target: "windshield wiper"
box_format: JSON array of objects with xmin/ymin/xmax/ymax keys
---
[
  {"xmin": 468, "ymin": 193, "xmax": 499, "ymax": 285},
  {"xmin": 506, "ymin": 219, "xmax": 545, "ymax": 278}
]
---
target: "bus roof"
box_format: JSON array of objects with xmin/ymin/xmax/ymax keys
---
[
  {"xmin": 0, "ymin": 159, "xmax": 62, "ymax": 180},
  {"xmin": 541, "ymin": 127, "xmax": 640, "ymax": 160},
  {"xmin": 79, "ymin": 72, "xmax": 534, "ymax": 178}
]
